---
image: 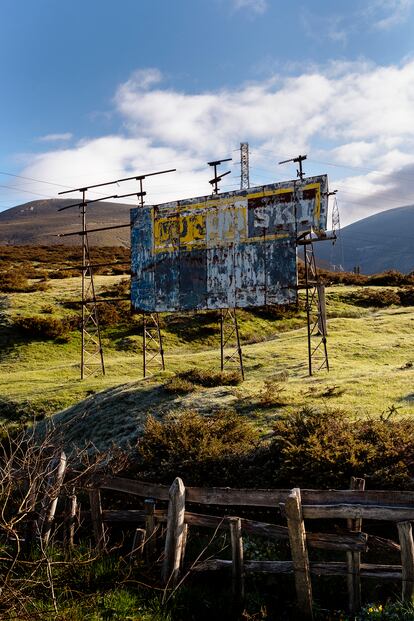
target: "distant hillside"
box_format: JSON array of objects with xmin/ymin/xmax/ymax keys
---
[
  {"xmin": 0, "ymin": 199, "xmax": 133, "ymax": 246},
  {"xmin": 316, "ymin": 204, "xmax": 414, "ymax": 274}
]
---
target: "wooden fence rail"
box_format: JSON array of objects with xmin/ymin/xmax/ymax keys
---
[{"xmin": 82, "ymin": 475, "xmax": 414, "ymax": 619}]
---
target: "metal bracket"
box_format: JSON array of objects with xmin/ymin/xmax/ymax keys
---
[{"xmin": 220, "ymin": 308, "xmax": 244, "ymax": 380}]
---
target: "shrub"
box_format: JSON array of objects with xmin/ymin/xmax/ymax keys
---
[
  {"xmin": 266, "ymin": 408, "xmax": 414, "ymax": 489},
  {"xmin": 268, "ymin": 408, "xmax": 362, "ymax": 488},
  {"xmin": 97, "ymin": 302, "xmax": 122, "ymax": 326},
  {"xmin": 134, "ymin": 410, "xmax": 259, "ymax": 485},
  {"xmin": 49, "ymin": 269, "xmax": 81, "ymax": 278},
  {"xmin": 366, "ymin": 270, "xmax": 414, "ymax": 286},
  {"xmin": 179, "ymin": 368, "xmax": 242, "ymax": 387},
  {"xmin": 258, "ymin": 376, "xmax": 288, "ymax": 406},
  {"xmin": 398, "ymin": 286, "xmax": 414, "ymax": 306},
  {"xmin": 164, "ymin": 368, "xmax": 242, "ymax": 395},
  {"xmin": 349, "ymin": 288, "xmax": 401, "ymax": 308},
  {"xmin": 164, "ymin": 376, "xmax": 196, "ymax": 395},
  {"xmin": 0, "ymin": 268, "xmax": 33, "ymax": 292},
  {"xmin": 13, "ymin": 315, "xmax": 78, "ymax": 340}
]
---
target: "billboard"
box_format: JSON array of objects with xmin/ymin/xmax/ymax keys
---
[{"xmin": 131, "ymin": 175, "xmax": 328, "ymax": 313}]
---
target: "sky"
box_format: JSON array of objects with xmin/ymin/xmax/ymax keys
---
[{"xmin": 1, "ymin": 0, "xmax": 414, "ymax": 226}]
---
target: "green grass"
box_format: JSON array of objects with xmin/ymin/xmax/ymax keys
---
[{"xmin": 1, "ymin": 275, "xmax": 414, "ymax": 447}]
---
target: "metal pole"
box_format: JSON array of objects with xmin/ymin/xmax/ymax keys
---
[
  {"xmin": 81, "ymin": 190, "xmax": 86, "ymax": 380},
  {"xmin": 155, "ymin": 313, "xmax": 165, "ymax": 371},
  {"xmin": 240, "ymin": 143, "xmax": 249, "ymax": 190},
  {"xmin": 220, "ymin": 309, "xmax": 225, "ymax": 371},
  {"xmin": 304, "ymin": 244, "xmax": 312, "ymax": 377},
  {"xmin": 142, "ymin": 314, "xmax": 147, "ymax": 378},
  {"xmin": 232, "ymin": 309, "xmax": 244, "ymax": 381}
]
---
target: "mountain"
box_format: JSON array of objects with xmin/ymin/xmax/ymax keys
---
[
  {"xmin": 2, "ymin": 199, "xmax": 414, "ymax": 273},
  {"xmin": 315, "ymin": 204, "xmax": 414, "ymax": 275},
  {"xmin": 0, "ymin": 199, "xmax": 133, "ymax": 246}
]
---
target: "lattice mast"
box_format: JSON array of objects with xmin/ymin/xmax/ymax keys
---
[
  {"xmin": 240, "ymin": 142, "xmax": 250, "ymax": 190},
  {"xmin": 79, "ymin": 191, "xmax": 105, "ymax": 379},
  {"xmin": 278, "ymin": 154, "xmax": 330, "ymax": 376}
]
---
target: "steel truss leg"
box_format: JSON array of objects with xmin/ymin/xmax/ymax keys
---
[
  {"xmin": 80, "ymin": 201, "xmax": 105, "ymax": 380},
  {"xmin": 220, "ymin": 308, "xmax": 244, "ymax": 380},
  {"xmin": 142, "ymin": 313, "xmax": 165, "ymax": 378},
  {"xmin": 304, "ymin": 239, "xmax": 329, "ymax": 376}
]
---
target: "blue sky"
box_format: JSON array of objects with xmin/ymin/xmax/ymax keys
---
[{"xmin": 1, "ymin": 0, "xmax": 414, "ymax": 224}]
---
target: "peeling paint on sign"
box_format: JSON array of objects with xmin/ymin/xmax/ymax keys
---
[{"xmin": 131, "ymin": 176, "xmax": 328, "ymax": 312}]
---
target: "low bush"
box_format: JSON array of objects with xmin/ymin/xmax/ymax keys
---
[
  {"xmin": 97, "ymin": 302, "xmax": 122, "ymax": 326},
  {"xmin": 134, "ymin": 410, "xmax": 259, "ymax": 485},
  {"xmin": 398, "ymin": 286, "xmax": 414, "ymax": 306},
  {"xmin": 348, "ymin": 288, "xmax": 401, "ymax": 308},
  {"xmin": 0, "ymin": 267, "xmax": 35, "ymax": 292},
  {"xmin": 164, "ymin": 368, "xmax": 242, "ymax": 395},
  {"xmin": 366, "ymin": 270, "xmax": 414, "ymax": 286},
  {"xmin": 122, "ymin": 407, "xmax": 414, "ymax": 490},
  {"xmin": 13, "ymin": 314, "xmax": 79, "ymax": 340}
]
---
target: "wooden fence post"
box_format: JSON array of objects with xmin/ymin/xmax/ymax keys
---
[
  {"xmin": 347, "ymin": 477, "xmax": 365, "ymax": 615},
  {"xmin": 144, "ymin": 499, "xmax": 157, "ymax": 562},
  {"xmin": 398, "ymin": 521, "xmax": 414, "ymax": 601},
  {"xmin": 181, "ymin": 523, "xmax": 188, "ymax": 567},
  {"xmin": 229, "ymin": 517, "xmax": 244, "ymax": 604},
  {"xmin": 42, "ymin": 451, "xmax": 67, "ymax": 546},
  {"xmin": 89, "ymin": 488, "xmax": 106, "ymax": 551},
  {"xmin": 68, "ymin": 489, "xmax": 77, "ymax": 549},
  {"xmin": 285, "ymin": 488, "xmax": 313, "ymax": 620},
  {"xmin": 162, "ymin": 477, "xmax": 186, "ymax": 586},
  {"xmin": 132, "ymin": 528, "xmax": 146, "ymax": 561}
]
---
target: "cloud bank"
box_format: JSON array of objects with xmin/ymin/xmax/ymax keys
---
[{"xmin": 15, "ymin": 58, "xmax": 414, "ymax": 226}]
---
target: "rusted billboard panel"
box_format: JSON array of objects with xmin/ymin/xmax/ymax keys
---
[{"xmin": 131, "ymin": 175, "xmax": 328, "ymax": 312}]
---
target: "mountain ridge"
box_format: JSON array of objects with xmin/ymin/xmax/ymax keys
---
[
  {"xmin": 0, "ymin": 198, "xmax": 133, "ymax": 246},
  {"xmin": 315, "ymin": 203, "xmax": 414, "ymax": 274}
]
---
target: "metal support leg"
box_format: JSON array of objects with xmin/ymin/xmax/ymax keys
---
[
  {"xmin": 219, "ymin": 308, "xmax": 244, "ymax": 380},
  {"xmin": 303, "ymin": 238, "xmax": 329, "ymax": 376},
  {"xmin": 142, "ymin": 313, "xmax": 165, "ymax": 378}
]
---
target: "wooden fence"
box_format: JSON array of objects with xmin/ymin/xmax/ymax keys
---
[{"xmin": 70, "ymin": 475, "xmax": 414, "ymax": 620}]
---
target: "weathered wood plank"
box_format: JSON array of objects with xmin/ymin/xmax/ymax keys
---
[
  {"xmin": 96, "ymin": 477, "xmax": 414, "ymax": 508},
  {"xmin": 162, "ymin": 478, "xmax": 186, "ymax": 586},
  {"xmin": 302, "ymin": 505, "xmax": 414, "ymax": 521},
  {"xmin": 229, "ymin": 517, "xmax": 244, "ymax": 603},
  {"xmin": 42, "ymin": 452, "xmax": 67, "ymax": 546},
  {"xmin": 145, "ymin": 499, "xmax": 157, "ymax": 562},
  {"xmin": 89, "ymin": 489, "xmax": 106, "ymax": 551},
  {"xmin": 99, "ymin": 477, "xmax": 170, "ymax": 500},
  {"xmin": 347, "ymin": 477, "xmax": 365, "ymax": 615},
  {"xmin": 132, "ymin": 528, "xmax": 146, "ymax": 560},
  {"xmin": 66, "ymin": 490, "xmax": 77, "ymax": 549},
  {"xmin": 102, "ymin": 509, "xmax": 367, "ymax": 551},
  {"xmin": 285, "ymin": 488, "xmax": 313, "ymax": 620},
  {"xmin": 398, "ymin": 521, "xmax": 414, "ymax": 601},
  {"xmin": 192, "ymin": 559, "xmax": 402, "ymax": 580}
]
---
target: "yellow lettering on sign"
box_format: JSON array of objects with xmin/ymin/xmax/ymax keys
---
[
  {"xmin": 154, "ymin": 217, "xmax": 179, "ymax": 251},
  {"xmin": 179, "ymin": 213, "xmax": 206, "ymax": 247}
]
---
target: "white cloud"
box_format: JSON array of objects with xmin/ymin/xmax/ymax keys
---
[
  {"xmin": 37, "ymin": 132, "xmax": 73, "ymax": 143},
  {"xmin": 10, "ymin": 59, "xmax": 414, "ymax": 227},
  {"xmin": 365, "ymin": 0, "xmax": 414, "ymax": 29},
  {"xmin": 229, "ymin": 0, "xmax": 268, "ymax": 14}
]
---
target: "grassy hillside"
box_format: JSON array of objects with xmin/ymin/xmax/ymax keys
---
[{"xmin": 1, "ymin": 265, "xmax": 414, "ymax": 449}]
